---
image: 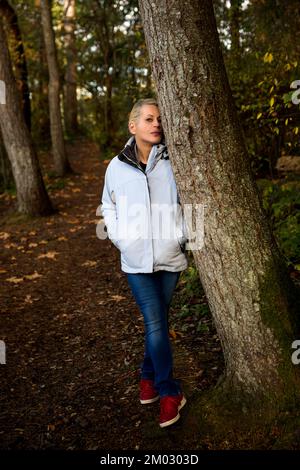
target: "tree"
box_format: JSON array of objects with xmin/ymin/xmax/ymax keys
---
[
  {"xmin": 40, "ymin": 0, "xmax": 71, "ymax": 176},
  {"xmin": 138, "ymin": 0, "xmax": 300, "ymax": 413},
  {"xmin": 0, "ymin": 19, "xmax": 52, "ymax": 215},
  {"xmin": 63, "ymin": 0, "xmax": 78, "ymax": 135},
  {"xmin": 0, "ymin": 0, "xmax": 31, "ymax": 130}
]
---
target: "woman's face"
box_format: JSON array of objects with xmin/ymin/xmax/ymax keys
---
[{"xmin": 129, "ymin": 104, "xmax": 162, "ymax": 146}]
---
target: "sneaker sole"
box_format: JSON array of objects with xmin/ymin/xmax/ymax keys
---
[
  {"xmin": 140, "ymin": 395, "xmax": 160, "ymax": 404},
  {"xmin": 159, "ymin": 395, "xmax": 187, "ymax": 428}
]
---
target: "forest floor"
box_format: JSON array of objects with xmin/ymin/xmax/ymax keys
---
[{"xmin": 0, "ymin": 139, "xmax": 299, "ymax": 452}]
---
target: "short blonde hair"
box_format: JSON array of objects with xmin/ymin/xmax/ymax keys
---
[{"xmin": 128, "ymin": 98, "xmax": 159, "ymax": 124}]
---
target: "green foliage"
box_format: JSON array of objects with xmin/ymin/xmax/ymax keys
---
[
  {"xmin": 172, "ymin": 264, "xmax": 212, "ymax": 334},
  {"xmin": 257, "ymin": 177, "xmax": 300, "ymax": 267},
  {"xmin": 219, "ymin": 0, "xmax": 300, "ymax": 178}
]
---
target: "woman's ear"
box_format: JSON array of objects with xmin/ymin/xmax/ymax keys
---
[{"xmin": 128, "ymin": 120, "xmax": 135, "ymax": 135}]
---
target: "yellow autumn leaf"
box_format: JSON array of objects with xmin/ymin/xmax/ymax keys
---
[
  {"xmin": 4, "ymin": 243, "xmax": 17, "ymax": 249},
  {"xmin": 0, "ymin": 232, "xmax": 10, "ymax": 240},
  {"xmin": 110, "ymin": 294, "xmax": 126, "ymax": 301},
  {"xmin": 37, "ymin": 251, "xmax": 59, "ymax": 259},
  {"xmin": 257, "ymin": 112, "xmax": 262, "ymax": 119},
  {"xmin": 169, "ymin": 329, "xmax": 177, "ymax": 339},
  {"xmin": 81, "ymin": 260, "xmax": 97, "ymax": 267},
  {"xmin": 263, "ymin": 52, "xmax": 273, "ymax": 63},
  {"xmin": 6, "ymin": 276, "xmax": 24, "ymax": 283},
  {"xmin": 270, "ymin": 97, "xmax": 275, "ymax": 107},
  {"xmin": 24, "ymin": 272, "xmax": 42, "ymax": 280}
]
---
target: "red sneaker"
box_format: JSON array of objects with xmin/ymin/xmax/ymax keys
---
[
  {"xmin": 159, "ymin": 393, "xmax": 187, "ymax": 427},
  {"xmin": 140, "ymin": 379, "xmax": 159, "ymax": 404}
]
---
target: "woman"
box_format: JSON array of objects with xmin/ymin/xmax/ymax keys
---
[{"xmin": 101, "ymin": 98, "xmax": 189, "ymax": 428}]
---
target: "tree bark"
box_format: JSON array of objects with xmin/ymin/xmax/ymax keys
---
[
  {"xmin": 63, "ymin": 0, "xmax": 78, "ymax": 136},
  {"xmin": 138, "ymin": 0, "xmax": 300, "ymax": 404},
  {"xmin": 0, "ymin": 19, "xmax": 53, "ymax": 216},
  {"xmin": 0, "ymin": 0, "xmax": 31, "ymax": 130},
  {"xmin": 40, "ymin": 0, "xmax": 71, "ymax": 176},
  {"xmin": 0, "ymin": 130, "xmax": 13, "ymax": 189}
]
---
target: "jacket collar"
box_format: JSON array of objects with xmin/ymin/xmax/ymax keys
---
[{"xmin": 117, "ymin": 136, "xmax": 169, "ymax": 171}]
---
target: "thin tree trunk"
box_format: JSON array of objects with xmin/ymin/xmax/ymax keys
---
[
  {"xmin": 0, "ymin": 0, "xmax": 31, "ymax": 130},
  {"xmin": 139, "ymin": 0, "xmax": 300, "ymax": 405},
  {"xmin": 0, "ymin": 19, "xmax": 53, "ymax": 215},
  {"xmin": 229, "ymin": 0, "xmax": 242, "ymax": 61},
  {"xmin": 40, "ymin": 0, "xmax": 71, "ymax": 176},
  {"xmin": 63, "ymin": 0, "xmax": 78, "ymax": 135}
]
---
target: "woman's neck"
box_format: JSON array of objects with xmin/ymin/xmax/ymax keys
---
[{"xmin": 135, "ymin": 139, "xmax": 152, "ymax": 164}]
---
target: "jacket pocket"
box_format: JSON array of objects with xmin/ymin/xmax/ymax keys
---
[{"xmin": 119, "ymin": 237, "xmax": 145, "ymax": 270}]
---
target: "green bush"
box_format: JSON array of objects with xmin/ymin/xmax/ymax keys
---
[{"xmin": 257, "ymin": 176, "xmax": 300, "ymax": 269}]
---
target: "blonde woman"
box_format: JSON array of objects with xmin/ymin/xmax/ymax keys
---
[{"xmin": 101, "ymin": 98, "xmax": 189, "ymax": 428}]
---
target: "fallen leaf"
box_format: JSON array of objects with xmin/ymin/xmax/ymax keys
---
[
  {"xmin": 24, "ymin": 272, "xmax": 42, "ymax": 280},
  {"xmin": 4, "ymin": 243, "xmax": 17, "ymax": 249},
  {"xmin": 24, "ymin": 295, "xmax": 33, "ymax": 303},
  {"xmin": 110, "ymin": 295, "xmax": 126, "ymax": 301},
  {"xmin": 0, "ymin": 232, "xmax": 10, "ymax": 240},
  {"xmin": 37, "ymin": 251, "xmax": 59, "ymax": 259},
  {"xmin": 81, "ymin": 260, "xmax": 97, "ymax": 267},
  {"xmin": 6, "ymin": 276, "xmax": 24, "ymax": 283}
]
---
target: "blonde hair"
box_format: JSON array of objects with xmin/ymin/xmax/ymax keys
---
[{"xmin": 128, "ymin": 98, "xmax": 159, "ymax": 124}]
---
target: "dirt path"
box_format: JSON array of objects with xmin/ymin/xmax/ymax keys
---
[{"xmin": 0, "ymin": 140, "xmax": 223, "ymax": 450}]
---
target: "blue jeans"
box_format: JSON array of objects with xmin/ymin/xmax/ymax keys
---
[{"xmin": 126, "ymin": 270, "xmax": 182, "ymax": 397}]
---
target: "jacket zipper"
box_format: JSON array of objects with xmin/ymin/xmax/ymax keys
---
[{"xmin": 120, "ymin": 152, "xmax": 154, "ymax": 271}]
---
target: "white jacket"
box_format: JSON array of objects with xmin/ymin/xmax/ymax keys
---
[{"xmin": 100, "ymin": 136, "xmax": 189, "ymax": 273}]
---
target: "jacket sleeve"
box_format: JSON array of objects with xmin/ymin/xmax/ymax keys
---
[{"xmin": 100, "ymin": 165, "xmax": 120, "ymax": 250}]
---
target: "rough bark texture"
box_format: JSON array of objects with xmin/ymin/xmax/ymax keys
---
[
  {"xmin": 63, "ymin": 0, "xmax": 78, "ymax": 135},
  {"xmin": 138, "ymin": 0, "xmax": 300, "ymax": 402},
  {"xmin": 40, "ymin": 0, "xmax": 70, "ymax": 176},
  {"xmin": 0, "ymin": 0, "xmax": 31, "ymax": 130},
  {"xmin": 0, "ymin": 20, "xmax": 52, "ymax": 216}
]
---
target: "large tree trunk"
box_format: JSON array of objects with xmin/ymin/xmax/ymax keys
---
[
  {"xmin": 63, "ymin": 0, "xmax": 78, "ymax": 136},
  {"xmin": 0, "ymin": 20, "xmax": 53, "ymax": 216},
  {"xmin": 0, "ymin": 131, "xmax": 13, "ymax": 189},
  {"xmin": 0, "ymin": 0, "xmax": 31, "ymax": 130},
  {"xmin": 139, "ymin": 0, "xmax": 300, "ymax": 405},
  {"xmin": 40, "ymin": 0, "xmax": 71, "ymax": 176}
]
